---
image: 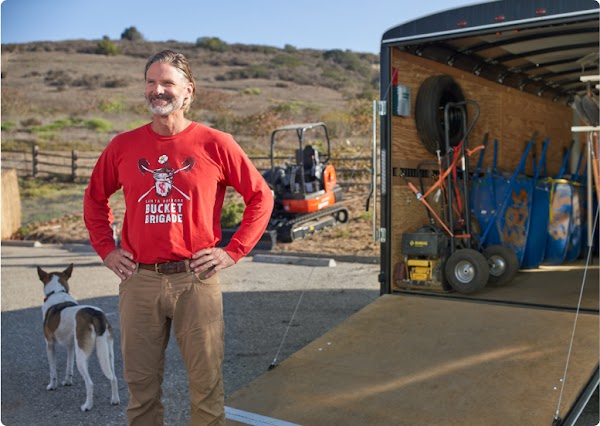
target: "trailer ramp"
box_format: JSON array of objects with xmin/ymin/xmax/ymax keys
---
[{"xmin": 226, "ymin": 294, "xmax": 598, "ymax": 426}]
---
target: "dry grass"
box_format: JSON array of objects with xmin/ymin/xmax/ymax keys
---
[
  {"xmin": 2, "ymin": 39, "xmax": 380, "ymax": 256},
  {"xmin": 2, "ymin": 40, "xmax": 379, "ymax": 154}
]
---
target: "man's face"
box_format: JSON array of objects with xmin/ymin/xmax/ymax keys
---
[{"xmin": 145, "ymin": 63, "xmax": 192, "ymax": 116}]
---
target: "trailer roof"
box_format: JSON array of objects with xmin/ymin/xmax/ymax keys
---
[{"xmin": 381, "ymin": 0, "xmax": 599, "ymax": 101}]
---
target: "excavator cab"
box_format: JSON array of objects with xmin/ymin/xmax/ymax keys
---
[{"xmin": 263, "ymin": 122, "xmax": 348, "ymax": 242}]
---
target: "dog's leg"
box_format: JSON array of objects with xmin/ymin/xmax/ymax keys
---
[
  {"xmin": 45, "ymin": 339, "xmax": 58, "ymax": 391},
  {"xmin": 96, "ymin": 332, "xmax": 120, "ymax": 405},
  {"xmin": 75, "ymin": 341, "xmax": 94, "ymax": 411},
  {"xmin": 62, "ymin": 340, "xmax": 74, "ymax": 386}
]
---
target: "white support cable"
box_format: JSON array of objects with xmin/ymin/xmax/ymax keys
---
[
  {"xmin": 553, "ymin": 206, "xmax": 599, "ymax": 422},
  {"xmin": 269, "ymin": 268, "xmax": 314, "ymax": 368}
]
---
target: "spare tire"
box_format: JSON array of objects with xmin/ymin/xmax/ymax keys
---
[{"xmin": 415, "ymin": 75, "xmax": 466, "ymax": 155}]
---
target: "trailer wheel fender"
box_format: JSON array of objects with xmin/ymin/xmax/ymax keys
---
[
  {"xmin": 444, "ymin": 249, "xmax": 489, "ymax": 294},
  {"xmin": 483, "ymin": 245, "xmax": 519, "ymax": 286},
  {"xmin": 415, "ymin": 75, "xmax": 466, "ymax": 155}
]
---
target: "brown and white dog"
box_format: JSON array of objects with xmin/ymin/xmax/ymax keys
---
[{"xmin": 38, "ymin": 264, "xmax": 120, "ymax": 412}]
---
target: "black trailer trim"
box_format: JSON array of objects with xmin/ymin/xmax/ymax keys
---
[
  {"xmin": 382, "ymin": 1, "xmax": 599, "ymax": 45},
  {"xmin": 380, "ymin": 0, "xmax": 599, "ymax": 101},
  {"xmin": 379, "ymin": 44, "xmax": 392, "ymax": 296},
  {"xmin": 559, "ymin": 367, "xmax": 600, "ymax": 426}
]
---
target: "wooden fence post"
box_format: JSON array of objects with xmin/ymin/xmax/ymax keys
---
[
  {"xmin": 32, "ymin": 145, "xmax": 39, "ymax": 178},
  {"xmin": 71, "ymin": 150, "xmax": 78, "ymax": 181}
]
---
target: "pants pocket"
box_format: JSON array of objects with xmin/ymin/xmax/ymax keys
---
[{"xmin": 192, "ymin": 270, "xmax": 220, "ymax": 287}]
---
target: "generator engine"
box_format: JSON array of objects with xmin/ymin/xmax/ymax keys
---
[{"xmin": 396, "ymin": 227, "xmax": 451, "ymax": 291}]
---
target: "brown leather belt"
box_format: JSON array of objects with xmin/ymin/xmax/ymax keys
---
[{"xmin": 138, "ymin": 260, "xmax": 188, "ymax": 274}]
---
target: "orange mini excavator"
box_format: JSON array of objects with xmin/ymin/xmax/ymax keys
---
[{"xmin": 262, "ymin": 122, "xmax": 349, "ymax": 242}]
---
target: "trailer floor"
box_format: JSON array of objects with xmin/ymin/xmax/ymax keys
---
[
  {"xmin": 403, "ymin": 261, "xmax": 600, "ymax": 312},
  {"xmin": 225, "ymin": 268, "xmax": 599, "ymax": 425}
]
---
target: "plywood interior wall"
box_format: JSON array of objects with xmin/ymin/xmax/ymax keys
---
[{"xmin": 388, "ymin": 48, "xmax": 575, "ymax": 270}]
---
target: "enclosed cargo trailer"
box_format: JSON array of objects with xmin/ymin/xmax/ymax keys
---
[
  {"xmin": 376, "ymin": 0, "xmax": 600, "ymax": 424},
  {"xmin": 226, "ymin": 2, "xmax": 599, "ymax": 425}
]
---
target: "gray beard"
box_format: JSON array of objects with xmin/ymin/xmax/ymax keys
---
[{"xmin": 146, "ymin": 95, "xmax": 185, "ymax": 116}]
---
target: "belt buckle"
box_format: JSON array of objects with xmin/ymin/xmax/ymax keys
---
[{"xmin": 154, "ymin": 263, "xmax": 163, "ymax": 274}]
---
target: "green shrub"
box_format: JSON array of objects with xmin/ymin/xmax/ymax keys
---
[
  {"xmin": 211, "ymin": 112, "xmax": 237, "ymax": 134},
  {"xmin": 272, "ymin": 54, "xmax": 303, "ymax": 68},
  {"xmin": 196, "ymin": 37, "xmax": 228, "ymax": 52},
  {"xmin": 0, "ymin": 140, "xmax": 23, "ymax": 150},
  {"xmin": 44, "ymin": 118, "xmax": 74, "ymax": 130},
  {"xmin": 99, "ymin": 97, "xmax": 126, "ymax": 113},
  {"xmin": 220, "ymin": 200, "xmax": 245, "ymax": 227},
  {"xmin": 96, "ymin": 36, "xmax": 120, "ymax": 56},
  {"xmin": 222, "ymin": 65, "xmax": 270, "ymax": 80},
  {"xmin": 84, "ymin": 118, "xmax": 113, "ymax": 132},
  {"xmin": 273, "ymin": 100, "xmax": 303, "ymax": 116},
  {"xmin": 1, "ymin": 121, "xmax": 16, "ymax": 131},
  {"xmin": 323, "ymin": 49, "xmax": 368, "ymax": 75},
  {"xmin": 44, "ymin": 69, "xmax": 73, "ymax": 87},
  {"xmin": 242, "ymin": 44, "xmax": 278, "ymax": 55},
  {"xmin": 241, "ymin": 87, "xmax": 261, "ymax": 96}
]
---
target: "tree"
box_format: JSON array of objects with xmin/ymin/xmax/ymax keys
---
[{"xmin": 121, "ymin": 26, "xmax": 144, "ymax": 41}]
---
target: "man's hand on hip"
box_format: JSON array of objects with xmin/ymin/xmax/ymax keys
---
[
  {"xmin": 190, "ymin": 247, "xmax": 234, "ymax": 278},
  {"xmin": 104, "ymin": 248, "xmax": 136, "ymax": 280}
]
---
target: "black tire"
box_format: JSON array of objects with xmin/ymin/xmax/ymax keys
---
[
  {"xmin": 415, "ymin": 75, "xmax": 466, "ymax": 155},
  {"xmin": 483, "ymin": 245, "xmax": 519, "ymax": 287},
  {"xmin": 445, "ymin": 249, "xmax": 489, "ymax": 294},
  {"xmin": 335, "ymin": 208, "xmax": 349, "ymax": 224}
]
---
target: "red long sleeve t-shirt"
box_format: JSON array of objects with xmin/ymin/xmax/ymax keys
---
[{"xmin": 84, "ymin": 122, "xmax": 273, "ymax": 264}]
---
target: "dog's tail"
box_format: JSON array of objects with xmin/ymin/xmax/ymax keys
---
[
  {"xmin": 76, "ymin": 308, "xmax": 116, "ymax": 380},
  {"xmin": 95, "ymin": 323, "xmax": 117, "ymax": 381},
  {"xmin": 93, "ymin": 319, "xmax": 120, "ymax": 405}
]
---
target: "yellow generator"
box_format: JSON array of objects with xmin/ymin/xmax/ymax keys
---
[{"xmin": 395, "ymin": 226, "xmax": 451, "ymax": 292}]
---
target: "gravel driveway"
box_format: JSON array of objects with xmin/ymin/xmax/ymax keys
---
[
  {"xmin": 2, "ymin": 243, "xmax": 597, "ymax": 426},
  {"xmin": 1, "ymin": 243, "xmax": 380, "ymax": 425}
]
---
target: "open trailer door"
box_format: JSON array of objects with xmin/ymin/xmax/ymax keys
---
[{"xmin": 226, "ymin": 291, "xmax": 597, "ymax": 425}]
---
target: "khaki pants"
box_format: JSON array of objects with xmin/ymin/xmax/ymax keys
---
[{"xmin": 119, "ymin": 265, "xmax": 225, "ymax": 426}]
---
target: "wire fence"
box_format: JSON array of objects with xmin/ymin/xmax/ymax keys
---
[{"xmin": 1, "ymin": 146, "xmax": 372, "ymax": 186}]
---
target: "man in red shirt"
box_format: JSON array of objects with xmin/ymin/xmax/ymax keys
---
[{"xmin": 84, "ymin": 50, "xmax": 273, "ymax": 425}]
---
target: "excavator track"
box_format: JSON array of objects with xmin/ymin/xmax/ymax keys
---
[{"xmin": 271, "ymin": 205, "xmax": 349, "ymax": 243}]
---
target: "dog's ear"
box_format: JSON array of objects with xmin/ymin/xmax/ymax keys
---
[
  {"xmin": 37, "ymin": 266, "xmax": 48, "ymax": 282},
  {"xmin": 64, "ymin": 263, "xmax": 74, "ymax": 279}
]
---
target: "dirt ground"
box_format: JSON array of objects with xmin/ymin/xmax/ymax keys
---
[{"xmin": 18, "ymin": 185, "xmax": 380, "ymax": 259}]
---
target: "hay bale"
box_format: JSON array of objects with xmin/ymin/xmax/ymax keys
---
[{"xmin": 2, "ymin": 169, "xmax": 22, "ymax": 239}]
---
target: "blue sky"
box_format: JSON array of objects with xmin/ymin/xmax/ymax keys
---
[{"xmin": 1, "ymin": 0, "xmax": 484, "ymax": 53}]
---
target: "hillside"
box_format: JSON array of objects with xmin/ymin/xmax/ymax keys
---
[
  {"xmin": 1, "ymin": 38, "xmax": 381, "ymax": 258},
  {"xmin": 2, "ymin": 38, "xmax": 379, "ymax": 154}
]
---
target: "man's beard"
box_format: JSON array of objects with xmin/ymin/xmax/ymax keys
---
[{"xmin": 146, "ymin": 93, "xmax": 185, "ymax": 116}]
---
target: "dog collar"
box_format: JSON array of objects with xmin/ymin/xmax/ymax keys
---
[{"xmin": 44, "ymin": 289, "xmax": 67, "ymax": 302}]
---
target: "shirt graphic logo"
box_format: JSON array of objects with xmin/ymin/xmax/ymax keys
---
[{"xmin": 137, "ymin": 155, "xmax": 195, "ymax": 202}]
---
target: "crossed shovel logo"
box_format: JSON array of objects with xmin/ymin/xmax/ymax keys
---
[{"xmin": 137, "ymin": 156, "xmax": 195, "ymax": 202}]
